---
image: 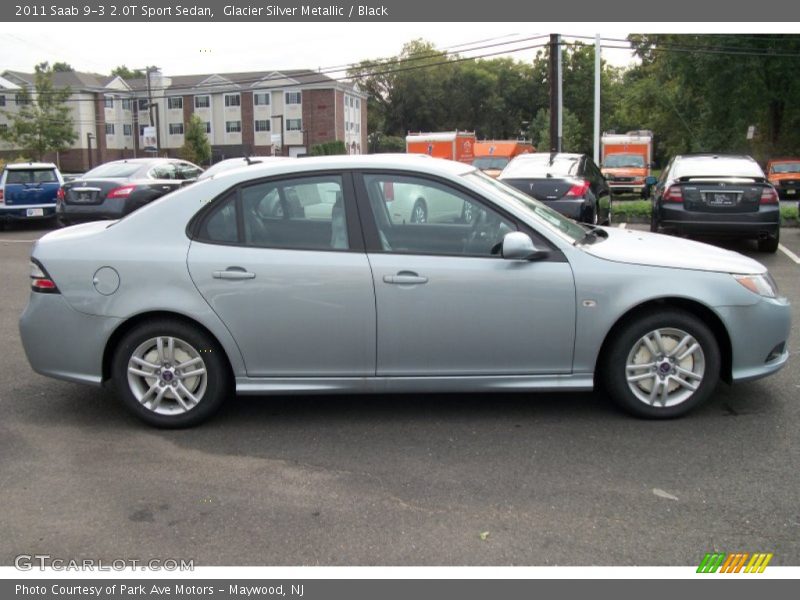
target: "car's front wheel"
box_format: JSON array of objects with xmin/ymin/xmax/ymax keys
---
[
  {"xmin": 601, "ymin": 309, "xmax": 721, "ymax": 418},
  {"xmin": 410, "ymin": 200, "xmax": 427, "ymax": 223},
  {"xmin": 112, "ymin": 319, "xmax": 231, "ymax": 427}
]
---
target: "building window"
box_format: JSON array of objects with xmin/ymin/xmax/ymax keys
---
[
  {"xmin": 224, "ymin": 93, "xmax": 241, "ymax": 108},
  {"xmin": 254, "ymin": 119, "xmax": 270, "ymax": 132},
  {"xmin": 169, "ymin": 123, "xmax": 184, "ymax": 135},
  {"xmin": 0, "ymin": 95, "xmax": 6, "ymax": 107},
  {"xmin": 226, "ymin": 120, "xmax": 241, "ymax": 133},
  {"xmin": 123, "ymin": 123, "xmax": 132, "ymax": 136},
  {"xmin": 104, "ymin": 95, "xmax": 114, "ymax": 109},
  {"xmin": 195, "ymin": 95, "xmax": 211, "ymax": 109},
  {"xmin": 356, "ymin": 98, "xmax": 360, "ymax": 109},
  {"xmin": 105, "ymin": 123, "xmax": 115, "ymax": 135},
  {"xmin": 285, "ymin": 91, "xmax": 302, "ymax": 105},
  {"xmin": 121, "ymin": 98, "xmax": 132, "ymax": 111},
  {"xmin": 254, "ymin": 92, "xmax": 270, "ymax": 106},
  {"xmin": 0, "ymin": 124, "xmax": 8, "ymax": 133},
  {"xmin": 286, "ymin": 119, "xmax": 302, "ymax": 131},
  {"xmin": 204, "ymin": 122, "xmax": 212, "ymax": 134},
  {"xmin": 15, "ymin": 94, "xmax": 30, "ymax": 106},
  {"xmin": 139, "ymin": 124, "xmax": 147, "ymax": 136},
  {"xmin": 138, "ymin": 98, "xmax": 149, "ymax": 110},
  {"xmin": 167, "ymin": 96, "xmax": 183, "ymax": 110}
]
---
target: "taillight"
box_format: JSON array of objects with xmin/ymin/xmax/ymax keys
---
[
  {"xmin": 760, "ymin": 187, "xmax": 779, "ymax": 205},
  {"xmin": 383, "ymin": 181, "xmax": 394, "ymax": 202},
  {"xmin": 107, "ymin": 184, "xmax": 136, "ymax": 199},
  {"xmin": 565, "ymin": 180, "xmax": 590, "ymax": 198},
  {"xmin": 663, "ymin": 185, "xmax": 684, "ymax": 203},
  {"xmin": 56, "ymin": 187, "xmax": 64, "ymax": 202},
  {"xmin": 30, "ymin": 260, "xmax": 59, "ymax": 294},
  {"xmin": 0, "ymin": 188, "xmax": 4, "ymax": 203}
]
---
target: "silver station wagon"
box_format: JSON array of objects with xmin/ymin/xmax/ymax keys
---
[{"xmin": 19, "ymin": 155, "xmax": 791, "ymax": 427}]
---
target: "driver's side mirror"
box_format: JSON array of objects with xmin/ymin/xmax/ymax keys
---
[{"xmin": 501, "ymin": 232, "xmax": 549, "ymax": 261}]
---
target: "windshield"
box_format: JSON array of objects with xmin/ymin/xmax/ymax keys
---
[
  {"xmin": 770, "ymin": 162, "xmax": 800, "ymax": 174},
  {"xmin": 83, "ymin": 162, "xmax": 142, "ymax": 178},
  {"xmin": 473, "ymin": 157, "xmax": 510, "ymax": 171},
  {"xmin": 463, "ymin": 170, "xmax": 587, "ymax": 243},
  {"xmin": 604, "ymin": 153, "xmax": 645, "ymax": 168}
]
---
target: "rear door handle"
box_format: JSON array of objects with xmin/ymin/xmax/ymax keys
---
[
  {"xmin": 213, "ymin": 267, "xmax": 256, "ymax": 280},
  {"xmin": 383, "ymin": 272, "xmax": 428, "ymax": 285}
]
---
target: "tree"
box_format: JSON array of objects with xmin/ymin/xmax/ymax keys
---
[
  {"xmin": 52, "ymin": 62, "xmax": 74, "ymax": 72},
  {"xmin": 0, "ymin": 63, "xmax": 76, "ymax": 160},
  {"xmin": 111, "ymin": 65, "xmax": 145, "ymax": 80},
  {"xmin": 530, "ymin": 107, "xmax": 583, "ymax": 152},
  {"xmin": 180, "ymin": 114, "xmax": 211, "ymax": 165}
]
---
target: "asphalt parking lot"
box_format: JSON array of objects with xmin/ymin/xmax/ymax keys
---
[{"xmin": 0, "ymin": 221, "xmax": 798, "ymax": 567}]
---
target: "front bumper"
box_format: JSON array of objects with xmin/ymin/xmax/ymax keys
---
[
  {"xmin": 717, "ymin": 297, "xmax": 791, "ymax": 383},
  {"xmin": 19, "ymin": 292, "xmax": 121, "ymax": 385}
]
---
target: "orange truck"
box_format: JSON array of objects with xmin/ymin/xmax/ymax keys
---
[
  {"xmin": 765, "ymin": 158, "xmax": 800, "ymax": 199},
  {"xmin": 600, "ymin": 130, "xmax": 654, "ymax": 198},
  {"xmin": 406, "ymin": 131, "xmax": 476, "ymax": 164},
  {"xmin": 472, "ymin": 140, "xmax": 535, "ymax": 178}
]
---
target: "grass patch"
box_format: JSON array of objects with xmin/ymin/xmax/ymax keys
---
[{"xmin": 611, "ymin": 200, "xmax": 799, "ymax": 225}]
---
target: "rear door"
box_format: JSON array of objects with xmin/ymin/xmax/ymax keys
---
[{"xmin": 187, "ymin": 172, "xmax": 376, "ymax": 377}]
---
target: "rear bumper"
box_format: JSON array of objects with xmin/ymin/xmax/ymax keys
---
[
  {"xmin": 0, "ymin": 205, "xmax": 56, "ymax": 220},
  {"xmin": 540, "ymin": 198, "xmax": 586, "ymax": 220},
  {"xmin": 658, "ymin": 204, "xmax": 780, "ymax": 238},
  {"xmin": 609, "ymin": 183, "xmax": 645, "ymax": 193},
  {"xmin": 19, "ymin": 292, "xmax": 121, "ymax": 385},
  {"xmin": 56, "ymin": 201, "xmax": 126, "ymax": 223}
]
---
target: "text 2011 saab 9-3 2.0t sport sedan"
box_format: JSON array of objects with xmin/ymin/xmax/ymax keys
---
[{"xmin": 19, "ymin": 155, "xmax": 790, "ymax": 427}]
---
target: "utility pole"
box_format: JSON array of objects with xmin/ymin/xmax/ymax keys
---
[
  {"xmin": 593, "ymin": 33, "xmax": 601, "ymax": 165},
  {"xmin": 549, "ymin": 34, "xmax": 561, "ymax": 152},
  {"xmin": 145, "ymin": 66, "xmax": 161, "ymax": 154}
]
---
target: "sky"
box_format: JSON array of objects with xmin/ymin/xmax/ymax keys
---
[{"xmin": 0, "ymin": 22, "xmax": 642, "ymax": 77}]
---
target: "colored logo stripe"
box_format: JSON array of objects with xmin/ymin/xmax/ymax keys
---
[{"xmin": 697, "ymin": 552, "xmax": 773, "ymax": 573}]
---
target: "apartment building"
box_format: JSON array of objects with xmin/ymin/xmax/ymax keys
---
[{"xmin": 0, "ymin": 68, "xmax": 368, "ymax": 171}]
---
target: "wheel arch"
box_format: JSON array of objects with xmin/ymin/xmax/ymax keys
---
[
  {"xmin": 596, "ymin": 297, "xmax": 733, "ymax": 384},
  {"xmin": 102, "ymin": 310, "xmax": 236, "ymax": 383}
]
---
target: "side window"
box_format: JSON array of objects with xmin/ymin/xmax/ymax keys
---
[
  {"xmin": 240, "ymin": 175, "xmax": 348, "ymax": 250},
  {"xmin": 173, "ymin": 162, "xmax": 202, "ymax": 180},
  {"xmin": 150, "ymin": 163, "xmax": 177, "ymax": 180},
  {"xmin": 199, "ymin": 193, "xmax": 238, "ymax": 244},
  {"xmin": 362, "ymin": 174, "xmax": 515, "ymax": 257}
]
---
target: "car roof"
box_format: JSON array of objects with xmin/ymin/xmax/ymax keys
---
[
  {"xmin": 4, "ymin": 162, "xmax": 59, "ymax": 170},
  {"xmin": 675, "ymin": 154, "xmax": 756, "ymax": 162},
  {"xmin": 207, "ymin": 154, "xmax": 475, "ymax": 182}
]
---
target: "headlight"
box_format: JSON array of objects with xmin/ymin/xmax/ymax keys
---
[{"xmin": 733, "ymin": 273, "xmax": 779, "ymax": 298}]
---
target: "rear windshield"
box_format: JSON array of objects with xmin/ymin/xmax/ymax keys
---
[
  {"xmin": 673, "ymin": 157, "xmax": 764, "ymax": 179},
  {"xmin": 83, "ymin": 163, "xmax": 142, "ymax": 178},
  {"xmin": 5, "ymin": 169, "xmax": 58, "ymax": 184},
  {"xmin": 473, "ymin": 157, "xmax": 510, "ymax": 171},
  {"xmin": 604, "ymin": 153, "xmax": 645, "ymax": 168},
  {"xmin": 501, "ymin": 154, "xmax": 580, "ymax": 178},
  {"xmin": 769, "ymin": 162, "xmax": 800, "ymax": 174}
]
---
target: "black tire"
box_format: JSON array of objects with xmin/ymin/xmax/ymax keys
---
[
  {"xmin": 112, "ymin": 319, "xmax": 231, "ymax": 428},
  {"xmin": 757, "ymin": 231, "xmax": 779, "ymax": 253},
  {"xmin": 410, "ymin": 199, "xmax": 427, "ymax": 223},
  {"xmin": 600, "ymin": 309, "xmax": 721, "ymax": 419},
  {"xmin": 649, "ymin": 207, "xmax": 660, "ymax": 233}
]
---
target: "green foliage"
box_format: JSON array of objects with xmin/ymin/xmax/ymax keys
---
[
  {"xmin": 780, "ymin": 203, "xmax": 799, "ymax": 222},
  {"xmin": 530, "ymin": 107, "xmax": 583, "ymax": 152},
  {"xmin": 51, "ymin": 62, "xmax": 74, "ymax": 72},
  {"xmin": 180, "ymin": 115, "xmax": 211, "ymax": 166},
  {"xmin": 611, "ymin": 200, "xmax": 652, "ymax": 220},
  {"xmin": 111, "ymin": 65, "xmax": 145, "ymax": 80},
  {"xmin": 369, "ymin": 134, "xmax": 405, "ymax": 153},
  {"xmin": 0, "ymin": 63, "xmax": 76, "ymax": 160},
  {"xmin": 310, "ymin": 140, "xmax": 347, "ymax": 156}
]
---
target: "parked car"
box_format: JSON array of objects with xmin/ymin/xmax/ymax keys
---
[
  {"xmin": 498, "ymin": 152, "xmax": 611, "ymax": 224},
  {"xmin": 20, "ymin": 155, "xmax": 790, "ymax": 427},
  {"xmin": 765, "ymin": 158, "xmax": 800, "ymax": 200},
  {"xmin": 650, "ymin": 154, "xmax": 780, "ymax": 253},
  {"xmin": 0, "ymin": 162, "xmax": 63, "ymax": 227},
  {"xmin": 56, "ymin": 158, "xmax": 203, "ymax": 226},
  {"xmin": 197, "ymin": 156, "xmax": 291, "ymax": 181}
]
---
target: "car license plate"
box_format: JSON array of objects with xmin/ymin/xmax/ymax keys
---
[
  {"xmin": 708, "ymin": 193, "xmax": 735, "ymax": 206},
  {"xmin": 787, "ymin": 189, "xmax": 796, "ymax": 195},
  {"xmin": 26, "ymin": 208, "xmax": 44, "ymax": 217}
]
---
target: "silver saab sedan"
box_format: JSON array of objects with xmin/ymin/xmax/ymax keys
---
[{"xmin": 19, "ymin": 155, "xmax": 791, "ymax": 427}]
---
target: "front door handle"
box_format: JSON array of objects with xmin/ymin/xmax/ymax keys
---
[
  {"xmin": 213, "ymin": 267, "xmax": 256, "ymax": 280},
  {"xmin": 383, "ymin": 271, "xmax": 428, "ymax": 285}
]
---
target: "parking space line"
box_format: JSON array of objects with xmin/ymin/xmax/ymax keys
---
[
  {"xmin": 778, "ymin": 243, "xmax": 800, "ymax": 265},
  {"xmin": 617, "ymin": 222, "xmax": 627, "ymax": 229}
]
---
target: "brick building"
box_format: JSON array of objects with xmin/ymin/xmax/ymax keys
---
[{"xmin": 0, "ymin": 68, "xmax": 368, "ymax": 172}]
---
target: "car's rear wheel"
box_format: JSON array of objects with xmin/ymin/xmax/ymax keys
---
[
  {"xmin": 757, "ymin": 231, "xmax": 779, "ymax": 253},
  {"xmin": 112, "ymin": 320, "xmax": 231, "ymax": 427},
  {"xmin": 601, "ymin": 309, "xmax": 720, "ymax": 418},
  {"xmin": 410, "ymin": 200, "xmax": 427, "ymax": 223}
]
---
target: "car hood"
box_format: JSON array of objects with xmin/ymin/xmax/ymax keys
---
[
  {"xmin": 602, "ymin": 167, "xmax": 647, "ymax": 177},
  {"xmin": 582, "ymin": 227, "xmax": 766, "ymax": 275},
  {"xmin": 768, "ymin": 172, "xmax": 800, "ymax": 182}
]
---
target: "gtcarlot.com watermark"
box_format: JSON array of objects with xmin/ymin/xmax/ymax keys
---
[{"xmin": 14, "ymin": 554, "xmax": 194, "ymax": 572}]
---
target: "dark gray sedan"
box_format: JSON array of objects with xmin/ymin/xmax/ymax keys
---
[{"xmin": 56, "ymin": 158, "xmax": 203, "ymax": 226}]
